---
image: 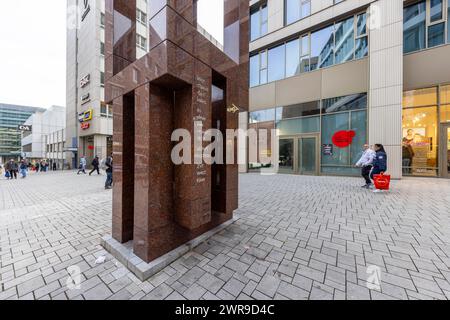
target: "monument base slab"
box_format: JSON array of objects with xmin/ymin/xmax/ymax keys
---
[{"xmin": 101, "ymin": 216, "xmax": 239, "ymax": 281}]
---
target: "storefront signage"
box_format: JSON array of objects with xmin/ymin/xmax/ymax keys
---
[
  {"xmin": 81, "ymin": 0, "xmax": 90, "ymax": 21},
  {"xmin": 78, "ymin": 109, "xmax": 93, "ymax": 123},
  {"xmin": 80, "ymin": 74, "xmax": 90, "ymax": 88},
  {"xmin": 18, "ymin": 125, "xmax": 32, "ymax": 132},
  {"xmin": 81, "ymin": 123, "xmax": 90, "ymax": 130},
  {"xmin": 322, "ymin": 144, "xmax": 333, "ymax": 156},
  {"xmin": 332, "ymin": 130, "xmax": 356, "ymax": 148},
  {"xmin": 81, "ymin": 93, "xmax": 91, "ymax": 105}
]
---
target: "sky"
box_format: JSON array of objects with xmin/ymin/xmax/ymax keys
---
[
  {"xmin": 0, "ymin": 0, "xmax": 223, "ymax": 110},
  {"xmin": 0, "ymin": 0, "xmax": 67, "ymax": 109}
]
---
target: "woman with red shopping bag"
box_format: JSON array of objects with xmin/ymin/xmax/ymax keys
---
[{"xmin": 370, "ymin": 144, "xmax": 389, "ymax": 193}]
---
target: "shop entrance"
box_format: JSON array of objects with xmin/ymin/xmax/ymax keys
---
[
  {"xmin": 279, "ymin": 135, "xmax": 320, "ymax": 175},
  {"xmin": 440, "ymin": 124, "xmax": 450, "ymax": 178}
]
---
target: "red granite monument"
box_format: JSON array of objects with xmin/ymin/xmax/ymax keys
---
[{"xmin": 104, "ymin": 0, "xmax": 249, "ymax": 265}]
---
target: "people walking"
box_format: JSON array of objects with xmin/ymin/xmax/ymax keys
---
[
  {"xmin": 89, "ymin": 156, "xmax": 101, "ymax": 176},
  {"xmin": 5, "ymin": 159, "xmax": 18, "ymax": 180},
  {"xmin": 105, "ymin": 153, "xmax": 113, "ymax": 190},
  {"xmin": 77, "ymin": 156, "xmax": 87, "ymax": 175},
  {"xmin": 370, "ymin": 144, "xmax": 388, "ymax": 193},
  {"xmin": 355, "ymin": 144, "xmax": 376, "ymax": 189},
  {"xmin": 19, "ymin": 160, "xmax": 28, "ymax": 178}
]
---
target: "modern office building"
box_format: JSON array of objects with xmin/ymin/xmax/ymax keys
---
[
  {"xmin": 0, "ymin": 103, "xmax": 45, "ymax": 164},
  {"xmin": 44, "ymin": 128, "xmax": 66, "ymax": 170},
  {"xmin": 245, "ymin": 0, "xmax": 450, "ymax": 179},
  {"xmin": 66, "ymin": 0, "xmax": 149, "ymax": 169},
  {"xmin": 21, "ymin": 105, "xmax": 66, "ymax": 167}
]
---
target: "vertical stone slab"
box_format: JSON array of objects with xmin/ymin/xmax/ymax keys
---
[
  {"xmin": 174, "ymin": 61, "xmax": 213, "ymax": 230},
  {"xmin": 112, "ymin": 94, "xmax": 135, "ymax": 243},
  {"xmin": 134, "ymin": 84, "xmax": 150, "ymax": 241},
  {"xmin": 133, "ymin": 83, "xmax": 175, "ymax": 262},
  {"xmin": 368, "ymin": 0, "xmax": 404, "ymax": 179}
]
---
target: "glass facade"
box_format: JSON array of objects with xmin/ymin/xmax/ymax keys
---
[
  {"xmin": 268, "ymin": 44, "xmax": 286, "ymax": 82},
  {"xmin": 248, "ymin": 93, "xmax": 368, "ymax": 175},
  {"xmin": 250, "ymin": 3, "xmax": 268, "ymax": 41},
  {"xmin": 404, "ymin": 0, "xmax": 450, "ymax": 54},
  {"xmin": 404, "ymin": 1, "xmax": 426, "ymax": 53},
  {"xmin": 401, "ymin": 86, "xmax": 450, "ymax": 177},
  {"xmin": 0, "ymin": 104, "xmax": 43, "ymax": 160},
  {"xmin": 285, "ymin": 0, "xmax": 311, "ymax": 25},
  {"xmin": 250, "ymin": 13, "xmax": 368, "ymax": 87}
]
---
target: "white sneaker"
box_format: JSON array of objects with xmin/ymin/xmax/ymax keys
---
[{"xmin": 373, "ymin": 189, "xmax": 383, "ymax": 193}]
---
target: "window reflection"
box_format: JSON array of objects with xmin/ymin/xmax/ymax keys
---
[
  {"xmin": 428, "ymin": 22, "xmax": 445, "ymax": 47},
  {"xmin": 268, "ymin": 45, "xmax": 286, "ymax": 82},
  {"xmin": 334, "ymin": 17, "xmax": 355, "ymax": 64},
  {"xmin": 286, "ymin": 39, "xmax": 300, "ymax": 77},
  {"xmin": 430, "ymin": 0, "xmax": 443, "ymax": 22},
  {"xmin": 250, "ymin": 12, "xmax": 368, "ymax": 87},
  {"xmin": 285, "ymin": 0, "xmax": 311, "ymax": 25},
  {"xmin": 322, "ymin": 94, "xmax": 368, "ymax": 113},
  {"xmin": 403, "ymin": 1, "xmax": 426, "ymax": 53},
  {"xmin": 311, "ymin": 25, "xmax": 334, "ymax": 70}
]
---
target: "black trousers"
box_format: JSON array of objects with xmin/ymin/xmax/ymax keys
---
[
  {"xmin": 362, "ymin": 166, "xmax": 373, "ymax": 184},
  {"xmin": 9, "ymin": 170, "xmax": 17, "ymax": 179},
  {"xmin": 89, "ymin": 166, "xmax": 100, "ymax": 175}
]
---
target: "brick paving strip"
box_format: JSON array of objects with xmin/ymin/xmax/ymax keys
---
[{"xmin": 1, "ymin": 171, "xmax": 450, "ymax": 300}]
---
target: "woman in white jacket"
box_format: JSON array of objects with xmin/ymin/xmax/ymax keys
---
[{"xmin": 355, "ymin": 144, "xmax": 376, "ymax": 188}]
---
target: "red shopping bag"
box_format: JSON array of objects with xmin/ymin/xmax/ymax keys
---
[{"xmin": 373, "ymin": 172, "xmax": 391, "ymax": 190}]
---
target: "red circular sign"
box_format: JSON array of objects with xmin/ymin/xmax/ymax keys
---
[
  {"xmin": 332, "ymin": 130, "xmax": 356, "ymax": 148},
  {"xmin": 88, "ymin": 145, "xmax": 95, "ymax": 150}
]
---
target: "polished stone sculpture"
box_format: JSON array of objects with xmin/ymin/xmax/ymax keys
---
[{"xmin": 104, "ymin": 0, "xmax": 249, "ymax": 263}]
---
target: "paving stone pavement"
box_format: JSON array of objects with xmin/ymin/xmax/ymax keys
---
[{"xmin": 1, "ymin": 171, "xmax": 450, "ymax": 300}]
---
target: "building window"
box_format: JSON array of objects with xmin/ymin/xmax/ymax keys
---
[
  {"xmin": 402, "ymin": 87, "xmax": 439, "ymax": 176},
  {"xmin": 355, "ymin": 13, "xmax": 369, "ymax": 59},
  {"xmin": 100, "ymin": 42, "xmax": 105, "ymax": 55},
  {"xmin": 250, "ymin": 12, "xmax": 368, "ymax": 87},
  {"xmin": 136, "ymin": 34, "xmax": 147, "ymax": 50},
  {"xmin": 250, "ymin": 3, "xmax": 268, "ymax": 41},
  {"xmin": 268, "ymin": 44, "xmax": 286, "ymax": 82},
  {"xmin": 310, "ymin": 25, "xmax": 335, "ymax": 70},
  {"xmin": 404, "ymin": 0, "xmax": 450, "ymax": 54},
  {"xmin": 448, "ymin": 0, "xmax": 450, "ymax": 42},
  {"xmin": 334, "ymin": 16, "xmax": 355, "ymax": 64},
  {"xmin": 285, "ymin": 0, "xmax": 311, "ymax": 25},
  {"xmin": 101, "ymin": 103, "xmax": 113, "ymax": 118},
  {"xmin": 136, "ymin": 9, "xmax": 147, "ymax": 26},
  {"xmin": 247, "ymin": 93, "xmax": 368, "ymax": 175},
  {"xmin": 100, "ymin": 72, "xmax": 105, "ymax": 87},
  {"xmin": 100, "ymin": 13, "xmax": 105, "ymax": 28},
  {"xmin": 285, "ymin": 38, "xmax": 300, "ymax": 77}
]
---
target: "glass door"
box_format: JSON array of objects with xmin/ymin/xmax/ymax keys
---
[
  {"xmin": 279, "ymin": 139, "xmax": 294, "ymax": 173},
  {"xmin": 278, "ymin": 135, "xmax": 319, "ymax": 175},
  {"xmin": 299, "ymin": 137, "xmax": 319, "ymax": 175}
]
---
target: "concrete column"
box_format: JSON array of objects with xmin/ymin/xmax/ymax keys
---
[{"xmin": 368, "ymin": 0, "xmax": 403, "ymax": 179}]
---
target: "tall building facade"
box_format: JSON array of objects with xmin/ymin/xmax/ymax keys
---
[
  {"xmin": 66, "ymin": 0, "xmax": 149, "ymax": 169},
  {"xmin": 246, "ymin": 0, "xmax": 450, "ymax": 179},
  {"xmin": 21, "ymin": 106, "xmax": 66, "ymax": 167},
  {"xmin": 0, "ymin": 103, "xmax": 45, "ymax": 164}
]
